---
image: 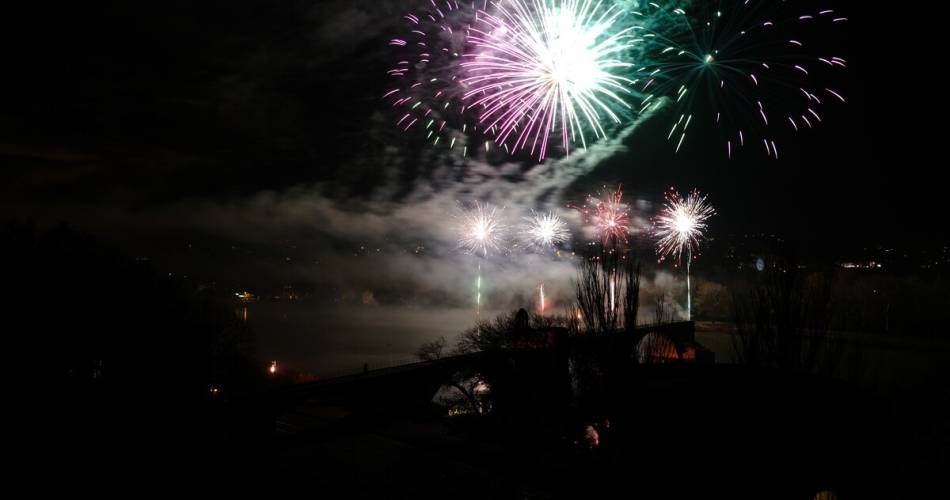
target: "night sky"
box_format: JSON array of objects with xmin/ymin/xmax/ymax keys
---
[
  {"xmin": 6, "ymin": 5, "xmax": 947, "ymax": 489},
  {"xmin": 1, "ymin": 1, "xmax": 943, "ymax": 299}
]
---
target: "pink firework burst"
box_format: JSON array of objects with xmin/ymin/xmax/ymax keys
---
[
  {"xmin": 384, "ymin": 1, "xmax": 484, "ymax": 153},
  {"xmin": 574, "ymin": 186, "xmax": 631, "ymax": 245},
  {"xmin": 461, "ymin": 0, "xmax": 638, "ymax": 160}
]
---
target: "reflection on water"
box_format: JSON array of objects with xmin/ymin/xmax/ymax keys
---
[{"xmin": 240, "ymin": 302, "xmax": 488, "ymax": 377}]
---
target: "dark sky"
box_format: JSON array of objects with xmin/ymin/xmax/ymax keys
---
[{"xmin": 1, "ymin": 0, "xmax": 944, "ymax": 295}]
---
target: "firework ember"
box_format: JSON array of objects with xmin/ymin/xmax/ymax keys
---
[{"xmin": 636, "ymin": 1, "xmax": 848, "ymax": 158}]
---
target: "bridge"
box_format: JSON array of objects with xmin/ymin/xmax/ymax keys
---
[{"xmin": 272, "ymin": 322, "xmax": 708, "ymax": 435}]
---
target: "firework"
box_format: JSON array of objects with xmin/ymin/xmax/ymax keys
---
[
  {"xmin": 522, "ymin": 210, "xmax": 570, "ymax": 250},
  {"xmin": 457, "ymin": 201, "xmax": 506, "ymax": 317},
  {"xmin": 477, "ymin": 263, "xmax": 483, "ymax": 315},
  {"xmin": 462, "ymin": 0, "xmax": 640, "ymax": 160},
  {"xmin": 654, "ymin": 187, "xmax": 715, "ymax": 320},
  {"xmin": 573, "ymin": 186, "xmax": 631, "ymax": 245},
  {"xmin": 654, "ymin": 188, "xmax": 715, "ymax": 263},
  {"xmin": 538, "ymin": 282, "xmax": 546, "ymax": 315},
  {"xmin": 457, "ymin": 201, "xmax": 508, "ymax": 256},
  {"xmin": 385, "ymin": 1, "xmax": 486, "ymax": 153},
  {"xmin": 636, "ymin": 1, "xmax": 849, "ymax": 158}
]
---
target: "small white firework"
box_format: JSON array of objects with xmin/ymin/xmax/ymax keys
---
[
  {"xmin": 522, "ymin": 210, "xmax": 570, "ymax": 250},
  {"xmin": 458, "ymin": 201, "xmax": 508, "ymax": 256},
  {"xmin": 654, "ymin": 188, "xmax": 715, "ymax": 263}
]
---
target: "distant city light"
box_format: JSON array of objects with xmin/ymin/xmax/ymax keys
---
[{"xmin": 840, "ymin": 261, "xmax": 883, "ymax": 269}]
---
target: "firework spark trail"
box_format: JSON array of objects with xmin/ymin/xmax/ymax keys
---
[
  {"xmin": 457, "ymin": 201, "xmax": 507, "ymax": 316},
  {"xmin": 610, "ymin": 276, "xmax": 615, "ymax": 314},
  {"xmin": 573, "ymin": 186, "xmax": 632, "ymax": 246},
  {"xmin": 539, "ymin": 281, "xmax": 545, "ymax": 315},
  {"xmin": 477, "ymin": 263, "xmax": 482, "ymax": 315},
  {"xmin": 520, "ymin": 210, "xmax": 567, "ymax": 317},
  {"xmin": 462, "ymin": 0, "xmax": 640, "ymax": 160},
  {"xmin": 385, "ymin": 1, "xmax": 487, "ymax": 152},
  {"xmin": 522, "ymin": 210, "xmax": 570, "ymax": 250},
  {"xmin": 654, "ymin": 187, "xmax": 715, "ymax": 320},
  {"xmin": 636, "ymin": 1, "xmax": 849, "ymax": 158}
]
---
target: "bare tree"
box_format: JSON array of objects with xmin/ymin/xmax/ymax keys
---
[
  {"xmin": 732, "ymin": 260, "xmax": 842, "ymax": 375},
  {"xmin": 654, "ymin": 292, "xmax": 673, "ymax": 325},
  {"xmin": 575, "ymin": 251, "xmax": 641, "ymax": 335},
  {"xmin": 455, "ymin": 311, "xmax": 519, "ymax": 353},
  {"xmin": 416, "ymin": 336, "xmax": 447, "ymax": 361},
  {"xmin": 623, "ymin": 259, "xmax": 641, "ymax": 332},
  {"xmin": 437, "ymin": 368, "xmax": 490, "ymax": 415},
  {"xmin": 575, "ymin": 257, "xmax": 614, "ymax": 335},
  {"xmin": 566, "ymin": 304, "xmax": 583, "ymax": 336}
]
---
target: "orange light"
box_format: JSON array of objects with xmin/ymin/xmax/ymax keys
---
[{"xmin": 269, "ymin": 361, "xmax": 278, "ymax": 374}]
